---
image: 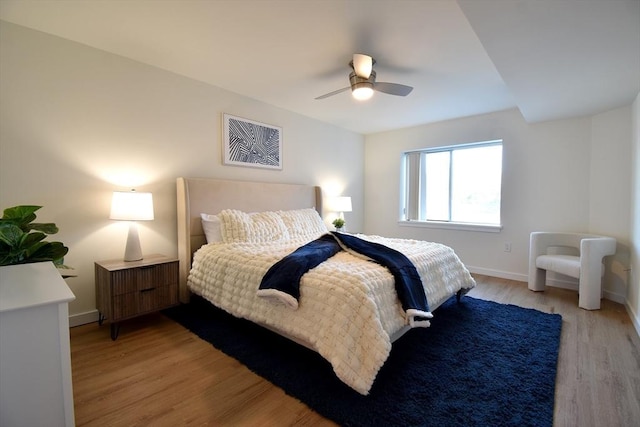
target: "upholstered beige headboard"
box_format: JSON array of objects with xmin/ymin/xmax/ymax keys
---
[{"xmin": 176, "ymin": 177, "xmax": 322, "ymax": 302}]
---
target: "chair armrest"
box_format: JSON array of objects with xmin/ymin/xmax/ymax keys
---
[{"xmin": 580, "ymin": 237, "xmax": 616, "ymax": 266}]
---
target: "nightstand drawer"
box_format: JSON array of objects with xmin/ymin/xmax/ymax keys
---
[
  {"xmin": 155, "ymin": 263, "xmax": 178, "ymax": 286},
  {"xmin": 110, "ymin": 263, "xmax": 177, "ymax": 295},
  {"xmin": 139, "ymin": 283, "xmax": 178, "ymax": 312},
  {"xmin": 112, "ymin": 283, "xmax": 178, "ymax": 320},
  {"xmin": 111, "ymin": 269, "xmax": 139, "ymax": 295}
]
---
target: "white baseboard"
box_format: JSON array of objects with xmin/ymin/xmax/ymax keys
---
[
  {"xmin": 625, "ymin": 301, "xmax": 640, "ymax": 338},
  {"xmin": 69, "ymin": 309, "xmax": 99, "ymax": 327},
  {"xmin": 467, "ymin": 266, "xmax": 528, "ymax": 283},
  {"xmin": 466, "ymin": 266, "xmax": 628, "ymax": 305}
]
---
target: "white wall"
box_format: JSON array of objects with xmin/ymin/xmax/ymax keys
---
[
  {"xmin": 590, "ymin": 106, "xmax": 633, "ymax": 302},
  {"xmin": 364, "ymin": 107, "xmax": 632, "ymax": 304},
  {"xmin": 0, "ymin": 22, "xmax": 364, "ymax": 322},
  {"xmin": 630, "ymin": 93, "xmax": 640, "ymax": 334}
]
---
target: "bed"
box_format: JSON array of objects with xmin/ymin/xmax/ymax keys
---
[{"xmin": 176, "ymin": 177, "xmax": 476, "ymax": 395}]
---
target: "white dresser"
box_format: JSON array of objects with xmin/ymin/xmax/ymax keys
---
[{"xmin": 0, "ymin": 262, "xmax": 76, "ymax": 427}]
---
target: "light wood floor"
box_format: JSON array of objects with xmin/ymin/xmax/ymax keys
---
[{"xmin": 70, "ymin": 275, "xmax": 640, "ymax": 426}]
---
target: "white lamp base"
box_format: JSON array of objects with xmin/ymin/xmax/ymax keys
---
[{"xmin": 124, "ymin": 222, "xmax": 143, "ymax": 262}]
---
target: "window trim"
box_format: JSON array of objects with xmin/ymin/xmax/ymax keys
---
[
  {"xmin": 401, "ymin": 139, "xmax": 503, "ymax": 230},
  {"xmin": 398, "ymin": 219, "xmax": 503, "ymax": 233},
  {"xmin": 403, "ymin": 139, "xmax": 502, "ymax": 155}
]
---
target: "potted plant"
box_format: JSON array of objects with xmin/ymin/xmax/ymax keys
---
[
  {"xmin": 332, "ymin": 217, "xmax": 345, "ymax": 231},
  {"xmin": 0, "ymin": 205, "xmax": 72, "ymax": 275}
]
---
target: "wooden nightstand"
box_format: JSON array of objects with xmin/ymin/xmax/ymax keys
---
[{"xmin": 95, "ymin": 254, "xmax": 179, "ymax": 340}]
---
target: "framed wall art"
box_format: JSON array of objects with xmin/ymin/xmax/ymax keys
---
[{"xmin": 222, "ymin": 113, "xmax": 282, "ymax": 170}]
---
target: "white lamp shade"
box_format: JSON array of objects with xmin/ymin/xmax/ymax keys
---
[
  {"xmin": 331, "ymin": 196, "xmax": 352, "ymax": 213},
  {"xmin": 110, "ymin": 191, "xmax": 154, "ymax": 221}
]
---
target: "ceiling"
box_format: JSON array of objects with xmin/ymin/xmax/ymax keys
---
[{"xmin": 1, "ymin": 0, "xmax": 638, "ymax": 135}]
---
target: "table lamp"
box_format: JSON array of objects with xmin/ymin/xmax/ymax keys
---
[
  {"xmin": 333, "ymin": 196, "xmax": 352, "ymax": 220},
  {"xmin": 110, "ymin": 190, "xmax": 154, "ymax": 261}
]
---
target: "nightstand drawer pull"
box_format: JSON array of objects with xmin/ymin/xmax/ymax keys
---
[{"xmin": 140, "ymin": 287, "xmax": 156, "ymax": 292}]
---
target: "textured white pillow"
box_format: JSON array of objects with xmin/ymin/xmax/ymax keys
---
[
  {"xmin": 219, "ymin": 209, "xmax": 290, "ymax": 243},
  {"xmin": 278, "ymin": 208, "xmax": 327, "ymax": 240}
]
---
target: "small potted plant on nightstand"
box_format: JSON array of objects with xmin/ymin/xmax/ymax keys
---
[{"xmin": 332, "ymin": 218, "xmax": 345, "ymax": 232}]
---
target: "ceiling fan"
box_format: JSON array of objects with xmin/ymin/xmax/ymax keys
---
[{"xmin": 315, "ymin": 53, "xmax": 413, "ymax": 101}]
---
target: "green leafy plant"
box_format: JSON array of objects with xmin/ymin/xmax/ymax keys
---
[
  {"xmin": 332, "ymin": 218, "xmax": 345, "ymax": 229},
  {"xmin": 0, "ymin": 205, "xmax": 69, "ymax": 267}
]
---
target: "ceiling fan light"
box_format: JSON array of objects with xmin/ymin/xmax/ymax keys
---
[
  {"xmin": 349, "ymin": 69, "xmax": 376, "ymax": 101},
  {"xmin": 352, "ymin": 85, "xmax": 374, "ymax": 100}
]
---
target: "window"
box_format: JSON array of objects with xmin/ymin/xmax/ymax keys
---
[{"xmin": 401, "ymin": 140, "xmax": 502, "ymax": 231}]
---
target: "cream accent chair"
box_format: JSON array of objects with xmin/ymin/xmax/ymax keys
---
[{"xmin": 528, "ymin": 232, "xmax": 616, "ymax": 310}]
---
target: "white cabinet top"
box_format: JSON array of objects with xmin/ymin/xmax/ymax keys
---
[{"xmin": 0, "ymin": 262, "xmax": 75, "ymax": 313}]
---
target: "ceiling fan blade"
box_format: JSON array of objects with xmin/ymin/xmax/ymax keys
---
[
  {"xmin": 315, "ymin": 86, "xmax": 350, "ymax": 100},
  {"xmin": 374, "ymin": 82, "xmax": 413, "ymax": 96},
  {"xmin": 352, "ymin": 53, "xmax": 373, "ymax": 79}
]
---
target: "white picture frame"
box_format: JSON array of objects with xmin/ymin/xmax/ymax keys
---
[{"xmin": 222, "ymin": 113, "xmax": 282, "ymax": 170}]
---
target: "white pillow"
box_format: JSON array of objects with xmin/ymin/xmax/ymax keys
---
[
  {"xmin": 219, "ymin": 209, "xmax": 290, "ymax": 243},
  {"xmin": 200, "ymin": 213, "xmax": 222, "ymax": 243},
  {"xmin": 277, "ymin": 208, "xmax": 327, "ymax": 240}
]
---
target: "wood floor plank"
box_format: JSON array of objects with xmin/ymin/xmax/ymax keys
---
[{"xmin": 70, "ymin": 275, "xmax": 640, "ymax": 426}]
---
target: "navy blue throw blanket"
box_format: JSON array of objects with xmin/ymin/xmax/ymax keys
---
[
  {"xmin": 257, "ymin": 233, "xmax": 433, "ymax": 327},
  {"xmin": 257, "ymin": 234, "xmax": 341, "ymax": 309}
]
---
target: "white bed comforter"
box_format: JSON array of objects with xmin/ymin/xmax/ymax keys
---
[{"xmin": 188, "ymin": 234, "xmax": 475, "ymax": 395}]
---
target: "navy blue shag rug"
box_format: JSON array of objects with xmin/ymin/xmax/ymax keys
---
[{"xmin": 163, "ymin": 295, "xmax": 562, "ymax": 427}]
